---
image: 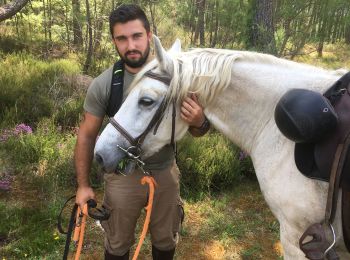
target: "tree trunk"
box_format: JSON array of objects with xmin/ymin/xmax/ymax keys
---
[
  {"xmin": 48, "ymin": 0, "xmax": 52, "ymax": 42},
  {"xmin": 249, "ymin": 0, "xmax": 277, "ymax": 55},
  {"xmin": 346, "ymin": 25, "xmax": 350, "ymax": 44},
  {"xmin": 193, "ymin": 1, "xmax": 199, "ymax": 45},
  {"xmin": 316, "ymin": 2, "xmax": 328, "ymax": 58},
  {"xmin": 65, "ymin": 0, "xmax": 70, "ymax": 50},
  {"xmin": 0, "ymin": 0, "xmax": 29, "ymax": 22},
  {"xmin": 72, "ymin": 0, "xmax": 83, "ymax": 47},
  {"xmin": 148, "ymin": 1, "xmax": 157, "ymax": 35},
  {"xmin": 194, "ymin": 0, "xmax": 205, "ymax": 46},
  {"xmin": 83, "ymin": 0, "xmax": 93, "ymax": 74},
  {"xmin": 42, "ymin": 0, "xmax": 47, "ymax": 42},
  {"xmin": 190, "ymin": 0, "xmax": 196, "ymax": 44},
  {"xmin": 93, "ymin": 0, "xmax": 106, "ymax": 54},
  {"xmin": 211, "ymin": 0, "xmax": 219, "ymax": 47},
  {"xmin": 317, "ymin": 41, "xmax": 324, "ymax": 58},
  {"xmin": 278, "ymin": 18, "xmax": 291, "ymax": 57}
]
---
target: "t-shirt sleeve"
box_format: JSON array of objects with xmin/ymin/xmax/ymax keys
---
[{"xmin": 83, "ymin": 78, "xmax": 108, "ymax": 117}]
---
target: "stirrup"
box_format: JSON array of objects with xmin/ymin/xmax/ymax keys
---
[{"xmin": 299, "ymin": 223, "xmax": 339, "ymax": 260}]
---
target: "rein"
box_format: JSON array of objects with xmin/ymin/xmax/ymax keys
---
[
  {"xmin": 132, "ymin": 176, "xmax": 157, "ymax": 260},
  {"xmin": 58, "ymin": 197, "xmax": 110, "ymax": 260}
]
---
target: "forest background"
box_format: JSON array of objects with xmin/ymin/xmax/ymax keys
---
[{"xmin": 1, "ymin": 0, "xmax": 350, "ymax": 259}]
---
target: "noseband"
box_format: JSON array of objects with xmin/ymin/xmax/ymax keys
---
[{"xmin": 109, "ymin": 70, "xmax": 175, "ymax": 172}]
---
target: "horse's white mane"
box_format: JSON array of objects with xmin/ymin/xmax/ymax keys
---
[{"xmin": 129, "ymin": 48, "xmax": 334, "ymax": 106}]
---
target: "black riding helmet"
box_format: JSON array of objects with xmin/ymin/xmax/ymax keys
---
[{"xmin": 274, "ymin": 88, "xmax": 338, "ymax": 143}]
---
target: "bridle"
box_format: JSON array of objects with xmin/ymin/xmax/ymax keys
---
[{"xmin": 109, "ymin": 70, "xmax": 176, "ymax": 173}]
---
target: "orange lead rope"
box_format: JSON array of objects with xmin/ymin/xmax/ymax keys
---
[
  {"xmin": 132, "ymin": 176, "xmax": 157, "ymax": 260},
  {"xmin": 69, "ymin": 176, "xmax": 156, "ymax": 260},
  {"xmin": 72, "ymin": 203, "xmax": 88, "ymax": 260}
]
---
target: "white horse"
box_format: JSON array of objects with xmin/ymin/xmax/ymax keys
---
[{"xmin": 94, "ymin": 36, "xmax": 349, "ymax": 259}]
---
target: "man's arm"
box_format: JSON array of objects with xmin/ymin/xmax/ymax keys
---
[
  {"xmin": 75, "ymin": 112, "xmax": 104, "ymax": 208},
  {"xmin": 180, "ymin": 93, "xmax": 210, "ymax": 137}
]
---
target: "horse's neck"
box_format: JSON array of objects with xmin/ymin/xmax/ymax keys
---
[{"xmin": 205, "ymin": 59, "xmax": 340, "ymax": 154}]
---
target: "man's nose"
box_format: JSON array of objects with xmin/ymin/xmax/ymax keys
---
[{"xmin": 127, "ymin": 38, "xmax": 136, "ymax": 50}]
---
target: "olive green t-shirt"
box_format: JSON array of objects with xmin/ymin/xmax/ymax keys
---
[{"xmin": 83, "ymin": 65, "xmax": 174, "ymax": 171}]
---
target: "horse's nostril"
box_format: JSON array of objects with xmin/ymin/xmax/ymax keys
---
[{"xmin": 95, "ymin": 153, "xmax": 104, "ymax": 166}]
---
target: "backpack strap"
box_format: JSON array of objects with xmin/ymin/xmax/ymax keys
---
[{"xmin": 106, "ymin": 60, "xmax": 124, "ymax": 117}]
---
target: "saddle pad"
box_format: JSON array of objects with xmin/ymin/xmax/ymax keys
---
[{"xmin": 295, "ymin": 72, "xmax": 350, "ymax": 190}]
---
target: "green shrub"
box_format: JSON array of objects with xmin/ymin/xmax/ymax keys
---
[
  {"xmin": 0, "ymin": 53, "xmax": 82, "ymax": 128},
  {"xmin": 55, "ymin": 97, "xmax": 84, "ymax": 128},
  {"xmin": 1, "ymin": 119, "xmax": 77, "ymax": 191},
  {"xmin": 0, "ymin": 117, "xmax": 104, "ymax": 194},
  {"xmin": 177, "ymin": 131, "xmax": 254, "ymax": 198},
  {"xmin": 0, "ymin": 35, "xmax": 27, "ymax": 53}
]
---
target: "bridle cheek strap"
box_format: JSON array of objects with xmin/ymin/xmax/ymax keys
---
[
  {"xmin": 108, "ymin": 69, "xmax": 176, "ymax": 160},
  {"xmin": 152, "ymin": 100, "xmax": 177, "ymax": 149},
  {"xmin": 109, "ymin": 97, "xmax": 168, "ymax": 147},
  {"xmin": 109, "ymin": 117, "xmax": 138, "ymax": 146}
]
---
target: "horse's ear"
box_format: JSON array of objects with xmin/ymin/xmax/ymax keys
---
[
  {"xmin": 168, "ymin": 39, "xmax": 181, "ymax": 54},
  {"xmin": 153, "ymin": 35, "xmax": 174, "ymax": 75}
]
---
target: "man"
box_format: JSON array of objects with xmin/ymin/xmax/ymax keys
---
[{"xmin": 75, "ymin": 4, "xmax": 210, "ymax": 260}]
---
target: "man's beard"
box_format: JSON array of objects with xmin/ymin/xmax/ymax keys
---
[{"xmin": 117, "ymin": 43, "xmax": 150, "ymax": 68}]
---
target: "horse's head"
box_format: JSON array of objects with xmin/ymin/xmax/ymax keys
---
[{"xmin": 94, "ymin": 36, "xmax": 189, "ymax": 173}]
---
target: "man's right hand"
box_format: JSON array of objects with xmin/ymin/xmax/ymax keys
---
[{"xmin": 76, "ymin": 186, "xmax": 96, "ymax": 209}]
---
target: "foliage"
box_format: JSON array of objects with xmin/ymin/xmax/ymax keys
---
[
  {"xmin": 0, "ymin": 53, "xmax": 83, "ymax": 128},
  {"xmin": 0, "ymin": 119, "xmax": 77, "ymax": 189},
  {"xmin": 0, "ymin": 200, "xmax": 63, "ymax": 258},
  {"xmin": 2, "ymin": 0, "xmax": 350, "ymax": 68},
  {"xmin": 174, "ymin": 0, "xmax": 250, "ymax": 48},
  {"xmin": 177, "ymin": 131, "xmax": 254, "ymax": 198},
  {"xmin": 275, "ymin": 0, "xmax": 350, "ymax": 57}
]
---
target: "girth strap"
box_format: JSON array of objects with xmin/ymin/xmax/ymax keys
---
[
  {"xmin": 325, "ymin": 144, "xmax": 344, "ymax": 224},
  {"xmin": 326, "ymin": 131, "xmax": 350, "ymax": 224},
  {"xmin": 299, "ymin": 133, "xmax": 350, "ymax": 259}
]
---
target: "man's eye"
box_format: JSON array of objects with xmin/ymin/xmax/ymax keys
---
[{"xmin": 139, "ymin": 98, "xmax": 154, "ymax": 107}]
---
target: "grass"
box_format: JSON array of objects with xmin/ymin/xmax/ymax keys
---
[
  {"xmin": 0, "ymin": 174, "xmax": 281, "ymax": 260},
  {"xmin": 177, "ymin": 181, "xmax": 281, "ymax": 259},
  {"xmin": 0, "ymin": 201, "xmax": 61, "ymax": 258}
]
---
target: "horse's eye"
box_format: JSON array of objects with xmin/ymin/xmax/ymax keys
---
[{"xmin": 139, "ymin": 98, "xmax": 154, "ymax": 107}]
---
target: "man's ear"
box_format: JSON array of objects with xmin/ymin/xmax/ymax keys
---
[
  {"xmin": 153, "ymin": 35, "xmax": 175, "ymax": 75},
  {"xmin": 147, "ymin": 31, "xmax": 153, "ymax": 43}
]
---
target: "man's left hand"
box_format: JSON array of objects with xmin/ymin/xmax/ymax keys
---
[{"xmin": 180, "ymin": 93, "xmax": 205, "ymax": 127}]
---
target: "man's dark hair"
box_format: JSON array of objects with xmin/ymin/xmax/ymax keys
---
[{"xmin": 109, "ymin": 4, "xmax": 150, "ymax": 36}]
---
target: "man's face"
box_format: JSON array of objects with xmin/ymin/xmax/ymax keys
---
[{"xmin": 112, "ymin": 19, "xmax": 151, "ymax": 68}]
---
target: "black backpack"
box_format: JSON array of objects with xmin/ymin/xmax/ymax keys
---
[{"xmin": 106, "ymin": 60, "xmax": 124, "ymax": 117}]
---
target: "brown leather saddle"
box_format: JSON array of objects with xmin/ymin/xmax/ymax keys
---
[{"xmin": 295, "ymin": 72, "xmax": 350, "ymax": 254}]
